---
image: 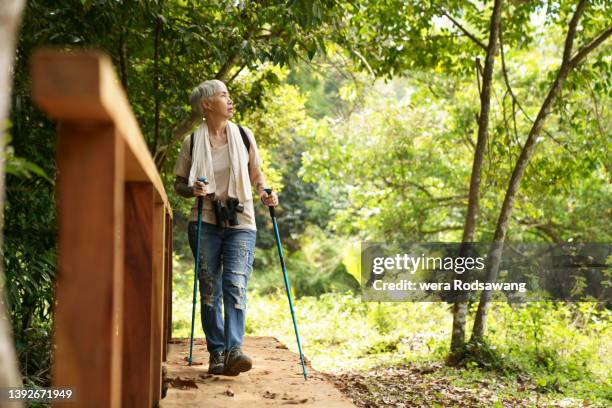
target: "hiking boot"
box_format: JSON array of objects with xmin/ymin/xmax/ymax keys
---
[
  {"xmin": 223, "ymin": 347, "xmax": 252, "ymax": 376},
  {"xmin": 208, "ymin": 350, "xmax": 225, "ymax": 375}
]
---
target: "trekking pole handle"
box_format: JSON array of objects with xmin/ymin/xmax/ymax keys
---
[
  {"xmin": 196, "ymin": 177, "xmax": 208, "ymax": 211},
  {"xmin": 263, "ymin": 187, "xmax": 275, "ymax": 218}
]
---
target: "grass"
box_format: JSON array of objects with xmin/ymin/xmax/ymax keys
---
[{"xmin": 172, "ymin": 255, "xmax": 612, "ymax": 406}]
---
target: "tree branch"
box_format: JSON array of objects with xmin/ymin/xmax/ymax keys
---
[
  {"xmin": 517, "ymin": 218, "xmax": 564, "ymax": 244},
  {"xmin": 215, "ymin": 9, "xmax": 261, "ymax": 80},
  {"xmin": 586, "ymin": 78, "xmax": 606, "ymax": 139},
  {"xmin": 158, "ymin": 10, "xmax": 258, "ymax": 168},
  {"xmin": 228, "ymin": 63, "xmax": 247, "ymax": 83},
  {"xmin": 350, "ymin": 48, "xmax": 375, "ymax": 77},
  {"xmin": 421, "ymin": 226, "xmax": 464, "ymax": 235},
  {"xmin": 215, "ymin": 50, "xmax": 241, "ymax": 80},
  {"xmin": 568, "ymin": 25, "xmax": 612, "ymax": 69},
  {"xmin": 499, "ymin": 22, "xmax": 578, "ymax": 155},
  {"xmin": 475, "ymin": 57, "xmax": 483, "ymax": 96},
  {"xmin": 437, "ymin": 7, "xmax": 487, "ymax": 51},
  {"xmin": 562, "ymin": 0, "xmax": 589, "ymax": 65}
]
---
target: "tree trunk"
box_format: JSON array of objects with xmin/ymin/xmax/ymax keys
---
[
  {"xmin": 470, "ymin": 0, "xmax": 611, "ymax": 341},
  {"xmin": 449, "ymin": 0, "xmax": 504, "ymax": 363},
  {"xmin": 0, "ymin": 0, "xmax": 26, "ymax": 395}
]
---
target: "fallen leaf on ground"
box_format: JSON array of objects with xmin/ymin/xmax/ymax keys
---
[
  {"xmin": 170, "ymin": 377, "xmax": 198, "ymax": 390},
  {"xmin": 330, "ymin": 363, "xmax": 544, "ymax": 408},
  {"xmin": 282, "ymin": 398, "xmax": 308, "ymax": 404},
  {"xmin": 263, "ymin": 390, "xmax": 277, "ymax": 399}
]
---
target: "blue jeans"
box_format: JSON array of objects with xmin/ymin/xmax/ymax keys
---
[{"xmin": 188, "ymin": 222, "xmax": 256, "ymax": 354}]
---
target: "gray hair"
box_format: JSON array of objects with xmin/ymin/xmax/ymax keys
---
[{"xmin": 190, "ymin": 79, "xmax": 226, "ymax": 116}]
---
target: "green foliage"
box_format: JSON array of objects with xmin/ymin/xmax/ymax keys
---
[
  {"xmin": 6, "ymin": 0, "xmax": 343, "ymax": 387},
  {"xmin": 4, "ymin": 133, "xmax": 52, "ymax": 182},
  {"xmin": 242, "ymin": 293, "xmax": 611, "ymax": 404},
  {"xmin": 251, "ymin": 225, "xmax": 360, "ymax": 297},
  {"xmin": 300, "ymin": 75, "xmax": 476, "ymax": 241},
  {"xmin": 14, "ymin": 319, "xmax": 53, "ymax": 388},
  {"xmin": 459, "ymin": 340, "xmax": 519, "ymax": 374},
  {"xmin": 3, "ymin": 84, "xmax": 56, "ymax": 386},
  {"xmin": 299, "ymin": 46, "xmax": 611, "ymax": 243},
  {"xmin": 4, "ymin": 0, "xmax": 610, "ymax": 397},
  {"xmin": 171, "ymin": 252, "xmax": 205, "ymax": 339},
  {"xmin": 336, "ymin": 0, "xmax": 611, "ymax": 80},
  {"xmin": 286, "ymin": 55, "xmax": 353, "ymax": 119}
]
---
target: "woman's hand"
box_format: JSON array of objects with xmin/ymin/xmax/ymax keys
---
[
  {"xmin": 259, "ymin": 189, "xmax": 279, "ymax": 207},
  {"xmin": 191, "ymin": 179, "xmax": 209, "ymax": 197}
]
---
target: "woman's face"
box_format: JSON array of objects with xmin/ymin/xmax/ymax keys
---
[{"xmin": 202, "ymin": 85, "xmax": 233, "ymax": 119}]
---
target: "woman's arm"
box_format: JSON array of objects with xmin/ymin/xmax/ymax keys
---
[
  {"xmin": 174, "ymin": 176, "xmax": 194, "ymax": 198},
  {"xmin": 249, "ymin": 166, "xmax": 266, "ymax": 198},
  {"xmin": 244, "ymin": 127, "xmax": 278, "ymax": 206},
  {"xmin": 249, "ymin": 159, "xmax": 278, "ymax": 207}
]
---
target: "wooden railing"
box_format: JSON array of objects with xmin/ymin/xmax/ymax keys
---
[{"xmin": 31, "ymin": 50, "xmax": 173, "ymax": 407}]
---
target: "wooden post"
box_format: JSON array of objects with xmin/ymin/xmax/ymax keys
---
[
  {"xmin": 162, "ymin": 211, "xmax": 172, "ymax": 361},
  {"xmin": 150, "ymin": 204, "xmax": 165, "ymax": 403},
  {"xmin": 121, "ymin": 183, "xmax": 154, "ymax": 408},
  {"xmin": 53, "ymin": 122, "xmax": 124, "ymax": 407},
  {"xmin": 168, "ymin": 212, "xmax": 173, "ymax": 343},
  {"xmin": 31, "ymin": 49, "xmax": 173, "ymax": 407}
]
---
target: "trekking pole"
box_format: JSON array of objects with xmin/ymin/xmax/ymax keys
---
[
  {"xmin": 264, "ymin": 188, "xmax": 308, "ymax": 380},
  {"xmin": 189, "ymin": 176, "xmax": 207, "ymax": 366}
]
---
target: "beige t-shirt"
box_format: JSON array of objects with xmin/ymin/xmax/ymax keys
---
[{"xmin": 174, "ymin": 126, "xmax": 261, "ymax": 230}]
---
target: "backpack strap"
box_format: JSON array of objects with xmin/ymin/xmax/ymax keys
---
[
  {"xmin": 238, "ymin": 125, "xmax": 251, "ymax": 153},
  {"xmin": 190, "ymin": 132, "xmax": 194, "ymax": 158},
  {"xmin": 190, "ymin": 125, "xmax": 251, "ymax": 165}
]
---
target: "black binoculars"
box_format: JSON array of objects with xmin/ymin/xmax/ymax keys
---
[{"xmin": 212, "ymin": 198, "xmax": 244, "ymax": 227}]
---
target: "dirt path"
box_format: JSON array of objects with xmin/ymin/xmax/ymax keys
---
[{"xmin": 161, "ymin": 336, "xmax": 355, "ymax": 407}]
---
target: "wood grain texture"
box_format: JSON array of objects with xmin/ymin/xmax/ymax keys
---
[
  {"xmin": 151, "ymin": 204, "xmax": 166, "ymax": 404},
  {"xmin": 53, "ymin": 123, "xmax": 124, "ymax": 408},
  {"xmin": 30, "ymin": 49, "xmax": 175, "ymax": 407},
  {"xmin": 122, "ymin": 183, "xmax": 155, "ymax": 408},
  {"xmin": 162, "ymin": 212, "xmax": 173, "ymax": 362}
]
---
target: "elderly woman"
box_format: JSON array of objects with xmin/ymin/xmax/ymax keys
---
[{"xmin": 173, "ymin": 79, "xmax": 278, "ymax": 376}]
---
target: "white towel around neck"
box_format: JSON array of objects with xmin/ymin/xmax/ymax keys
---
[{"xmin": 188, "ymin": 120, "xmax": 252, "ymax": 203}]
